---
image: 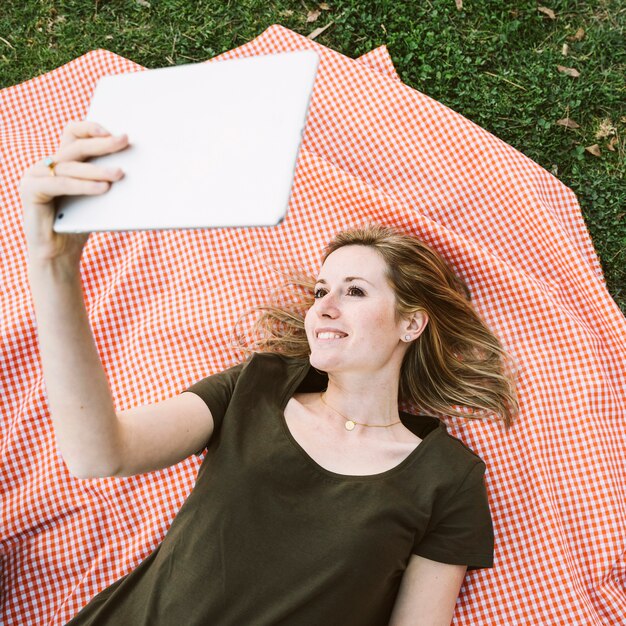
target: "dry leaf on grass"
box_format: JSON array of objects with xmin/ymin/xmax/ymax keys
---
[
  {"xmin": 456, "ymin": 0, "xmax": 463, "ymax": 10},
  {"xmin": 595, "ymin": 119, "xmax": 617, "ymax": 139},
  {"xmin": 568, "ymin": 27, "xmax": 585, "ymax": 41},
  {"xmin": 319, "ymin": 2, "xmax": 331, "ymax": 9},
  {"xmin": 557, "ymin": 65, "xmax": 580, "ymax": 77},
  {"xmin": 308, "ymin": 22, "xmax": 333, "ymax": 40},
  {"xmin": 557, "ymin": 118, "xmax": 581, "ymax": 129},
  {"xmin": 562, "ymin": 43, "xmax": 569, "ymax": 56},
  {"xmin": 307, "ymin": 10, "xmax": 321, "ymax": 22},
  {"xmin": 538, "ymin": 6, "xmax": 556, "ymax": 19},
  {"xmin": 607, "ymin": 136, "xmax": 618, "ymax": 152},
  {"xmin": 585, "ymin": 144, "xmax": 601, "ymax": 157}
]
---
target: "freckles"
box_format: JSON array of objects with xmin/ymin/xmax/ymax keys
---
[
  {"xmin": 373, "ymin": 306, "xmax": 394, "ymax": 326},
  {"xmin": 370, "ymin": 306, "xmax": 400, "ymax": 342},
  {"xmin": 367, "ymin": 311, "xmax": 393, "ymax": 340}
]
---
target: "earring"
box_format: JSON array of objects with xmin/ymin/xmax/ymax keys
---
[{"xmin": 404, "ymin": 334, "xmax": 411, "ymax": 341}]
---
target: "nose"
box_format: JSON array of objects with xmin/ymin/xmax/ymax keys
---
[{"xmin": 316, "ymin": 291, "xmax": 340, "ymax": 319}]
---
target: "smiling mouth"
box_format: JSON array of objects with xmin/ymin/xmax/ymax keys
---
[{"xmin": 317, "ymin": 332, "xmax": 348, "ymax": 340}]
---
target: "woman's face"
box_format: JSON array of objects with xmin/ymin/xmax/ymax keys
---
[{"xmin": 305, "ymin": 245, "xmax": 419, "ymax": 376}]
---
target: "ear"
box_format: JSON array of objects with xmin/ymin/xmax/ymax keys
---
[{"xmin": 402, "ymin": 309, "xmax": 429, "ymax": 342}]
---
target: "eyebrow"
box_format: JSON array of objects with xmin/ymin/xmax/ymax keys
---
[{"xmin": 315, "ymin": 276, "xmax": 374, "ymax": 286}]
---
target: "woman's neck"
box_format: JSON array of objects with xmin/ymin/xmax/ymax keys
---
[{"xmin": 321, "ymin": 370, "xmax": 401, "ymax": 427}]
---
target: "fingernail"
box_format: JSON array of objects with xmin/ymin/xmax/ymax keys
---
[{"xmin": 94, "ymin": 124, "xmax": 110, "ymax": 135}]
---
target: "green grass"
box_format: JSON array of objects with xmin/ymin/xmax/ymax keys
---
[{"xmin": 1, "ymin": 0, "xmax": 624, "ymax": 312}]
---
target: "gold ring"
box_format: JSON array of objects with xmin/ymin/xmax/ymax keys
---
[{"xmin": 43, "ymin": 156, "xmax": 57, "ymax": 177}]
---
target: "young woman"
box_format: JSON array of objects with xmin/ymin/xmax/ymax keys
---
[{"xmin": 19, "ymin": 121, "xmax": 517, "ymax": 626}]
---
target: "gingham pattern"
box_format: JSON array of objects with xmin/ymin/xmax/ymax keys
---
[{"xmin": 1, "ymin": 24, "xmax": 625, "ymax": 626}]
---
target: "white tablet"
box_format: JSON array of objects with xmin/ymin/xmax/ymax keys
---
[{"xmin": 53, "ymin": 50, "xmax": 319, "ymax": 232}]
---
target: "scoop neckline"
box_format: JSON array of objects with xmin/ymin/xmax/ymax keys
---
[{"xmin": 278, "ymin": 360, "xmax": 443, "ymax": 482}]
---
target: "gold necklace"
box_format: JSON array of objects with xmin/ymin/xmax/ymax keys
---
[{"xmin": 319, "ymin": 392, "xmax": 402, "ymax": 431}]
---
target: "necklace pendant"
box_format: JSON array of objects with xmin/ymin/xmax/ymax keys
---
[{"xmin": 345, "ymin": 420, "xmax": 356, "ymax": 431}]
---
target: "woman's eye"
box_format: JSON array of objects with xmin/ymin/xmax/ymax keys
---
[{"xmin": 313, "ymin": 286, "xmax": 365, "ymax": 298}]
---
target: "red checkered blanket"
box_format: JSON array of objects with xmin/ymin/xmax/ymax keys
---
[{"xmin": 1, "ymin": 24, "xmax": 625, "ymax": 626}]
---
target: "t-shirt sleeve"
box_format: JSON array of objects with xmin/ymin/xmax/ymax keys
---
[
  {"xmin": 413, "ymin": 461, "xmax": 494, "ymax": 570},
  {"xmin": 183, "ymin": 361, "xmax": 245, "ymax": 456}
]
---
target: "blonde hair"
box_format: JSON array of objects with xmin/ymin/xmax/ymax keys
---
[{"xmin": 236, "ymin": 224, "xmax": 518, "ymax": 429}]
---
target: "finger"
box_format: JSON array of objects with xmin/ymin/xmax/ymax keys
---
[
  {"xmin": 31, "ymin": 159, "xmax": 125, "ymax": 182},
  {"xmin": 25, "ymin": 176, "xmax": 112, "ymax": 206},
  {"xmin": 57, "ymin": 134, "xmax": 130, "ymax": 163},
  {"xmin": 62, "ymin": 120, "xmax": 111, "ymax": 141}
]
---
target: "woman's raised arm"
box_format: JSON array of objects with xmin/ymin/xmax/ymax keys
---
[{"xmin": 19, "ymin": 120, "xmax": 214, "ymax": 478}]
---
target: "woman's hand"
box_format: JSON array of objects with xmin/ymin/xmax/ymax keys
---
[{"xmin": 19, "ymin": 120, "xmax": 130, "ymax": 265}]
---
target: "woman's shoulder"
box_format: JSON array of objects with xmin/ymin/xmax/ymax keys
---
[
  {"xmin": 236, "ymin": 352, "xmax": 311, "ymax": 385},
  {"xmin": 442, "ymin": 428, "xmax": 485, "ymax": 462},
  {"xmin": 245, "ymin": 351, "xmax": 309, "ymax": 371},
  {"xmin": 402, "ymin": 413, "xmax": 486, "ymax": 466},
  {"xmin": 398, "ymin": 415, "xmax": 484, "ymax": 479},
  {"xmin": 431, "ymin": 424, "xmax": 488, "ymax": 481}
]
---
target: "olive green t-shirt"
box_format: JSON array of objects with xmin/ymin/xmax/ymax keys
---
[{"xmin": 66, "ymin": 353, "xmax": 493, "ymax": 626}]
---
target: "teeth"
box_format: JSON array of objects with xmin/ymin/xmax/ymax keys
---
[{"xmin": 318, "ymin": 332, "xmax": 346, "ymax": 339}]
